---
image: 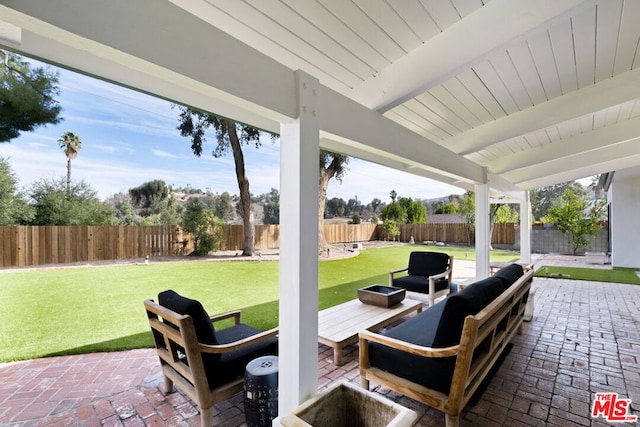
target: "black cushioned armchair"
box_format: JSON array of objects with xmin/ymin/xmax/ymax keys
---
[
  {"xmin": 389, "ymin": 251, "xmax": 454, "ymax": 306},
  {"xmin": 145, "ymin": 290, "xmax": 278, "ymax": 426}
]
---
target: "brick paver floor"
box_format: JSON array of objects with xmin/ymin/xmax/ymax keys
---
[{"xmin": 1, "ymin": 276, "xmax": 639, "ymax": 426}]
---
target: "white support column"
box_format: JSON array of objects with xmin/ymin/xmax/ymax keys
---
[
  {"xmin": 475, "ymin": 181, "xmax": 490, "ymax": 279},
  {"xmin": 278, "ymin": 70, "xmax": 320, "ymax": 415},
  {"xmin": 519, "ymin": 191, "xmax": 532, "ymax": 264}
]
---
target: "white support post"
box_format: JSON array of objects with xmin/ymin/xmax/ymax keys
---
[
  {"xmin": 475, "ymin": 181, "xmax": 490, "ymax": 279},
  {"xmin": 278, "ymin": 70, "xmax": 320, "ymax": 416},
  {"xmin": 519, "ymin": 191, "xmax": 532, "ymax": 264}
]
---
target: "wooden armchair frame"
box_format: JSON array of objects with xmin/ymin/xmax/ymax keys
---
[{"xmin": 144, "ymin": 300, "xmax": 278, "ymax": 426}]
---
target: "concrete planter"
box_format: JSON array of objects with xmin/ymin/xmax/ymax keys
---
[{"xmin": 275, "ymin": 381, "xmax": 417, "ymax": 427}]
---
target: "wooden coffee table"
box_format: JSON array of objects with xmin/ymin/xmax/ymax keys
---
[{"xmin": 318, "ymin": 298, "xmax": 422, "ymax": 365}]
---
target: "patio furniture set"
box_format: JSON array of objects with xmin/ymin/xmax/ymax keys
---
[{"xmin": 144, "ymin": 251, "xmax": 532, "ymax": 426}]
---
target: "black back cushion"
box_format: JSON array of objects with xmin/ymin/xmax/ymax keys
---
[
  {"xmin": 407, "ymin": 251, "xmax": 450, "ymax": 277},
  {"xmin": 158, "ymin": 290, "xmax": 218, "ymax": 345},
  {"xmin": 432, "ymin": 276, "xmax": 503, "ymax": 348},
  {"xmin": 493, "ymin": 263, "xmax": 524, "ymax": 290}
]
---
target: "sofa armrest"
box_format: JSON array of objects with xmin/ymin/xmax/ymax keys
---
[
  {"xmin": 389, "ymin": 267, "xmax": 409, "ymax": 286},
  {"xmin": 359, "ymin": 330, "xmax": 459, "ymax": 359}
]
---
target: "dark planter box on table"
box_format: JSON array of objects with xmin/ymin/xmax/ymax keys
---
[{"xmin": 358, "ymin": 285, "xmax": 406, "ymax": 308}]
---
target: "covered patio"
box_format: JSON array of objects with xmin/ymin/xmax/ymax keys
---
[
  {"xmin": 2, "ymin": 0, "xmax": 640, "ymax": 424},
  {"xmin": 1, "ymin": 255, "xmax": 639, "ymax": 425}
]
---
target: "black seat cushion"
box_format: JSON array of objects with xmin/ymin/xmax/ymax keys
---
[
  {"xmin": 392, "ymin": 276, "xmax": 449, "ymax": 294},
  {"xmin": 158, "ymin": 290, "xmax": 218, "ymax": 345},
  {"xmin": 407, "ymin": 251, "xmax": 450, "ymax": 277},
  {"xmin": 369, "ymin": 301, "xmax": 456, "ymax": 394},
  {"xmin": 492, "ymin": 263, "xmax": 524, "ymax": 290},
  {"xmin": 432, "ymin": 276, "xmax": 504, "ymax": 348},
  {"xmin": 205, "ymin": 324, "xmax": 278, "ymax": 388}
]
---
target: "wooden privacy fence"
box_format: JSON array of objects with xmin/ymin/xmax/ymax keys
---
[
  {"xmin": 0, "ymin": 223, "xmax": 515, "ymax": 267},
  {"xmin": 0, "ymin": 225, "xmax": 188, "ymax": 267},
  {"xmin": 393, "ymin": 222, "xmax": 515, "ymax": 245}
]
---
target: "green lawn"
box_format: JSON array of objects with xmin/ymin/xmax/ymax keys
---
[
  {"xmin": 535, "ymin": 265, "xmax": 640, "ymax": 284},
  {"xmin": 0, "ymin": 244, "xmax": 518, "ymax": 362}
]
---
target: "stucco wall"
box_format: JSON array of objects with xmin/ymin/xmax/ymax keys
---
[{"xmin": 609, "ymin": 167, "xmax": 640, "ymax": 269}]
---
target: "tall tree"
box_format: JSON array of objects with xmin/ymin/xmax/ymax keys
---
[
  {"xmin": 177, "ymin": 107, "xmax": 267, "ymax": 256},
  {"xmin": 58, "ymin": 132, "xmax": 82, "ymax": 190},
  {"xmin": 0, "ymin": 157, "xmax": 34, "ymax": 224},
  {"xmin": 318, "ymin": 151, "xmax": 348, "ymax": 251},
  {"xmin": 0, "ymin": 51, "xmax": 62, "ymax": 142}
]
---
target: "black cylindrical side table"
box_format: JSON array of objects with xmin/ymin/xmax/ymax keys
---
[{"xmin": 244, "ymin": 355, "xmax": 278, "ymax": 427}]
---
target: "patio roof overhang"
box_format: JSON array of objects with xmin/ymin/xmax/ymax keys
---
[{"xmin": 1, "ymin": 0, "xmax": 639, "ymax": 417}]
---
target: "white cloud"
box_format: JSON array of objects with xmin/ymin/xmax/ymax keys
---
[{"xmin": 151, "ymin": 149, "xmax": 180, "ymax": 159}]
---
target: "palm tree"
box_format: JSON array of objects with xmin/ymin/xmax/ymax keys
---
[{"xmin": 58, "ymin": 131, "xmax": 82, "ymax": 190}]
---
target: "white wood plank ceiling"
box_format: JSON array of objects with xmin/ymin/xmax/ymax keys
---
[
  {"xmin": 184, "ymin": 0, "xmax": 640, "ymax": 190},
  {"xmin": 2, "ymin": 0, "xmax": 640, "ymax": 192}
]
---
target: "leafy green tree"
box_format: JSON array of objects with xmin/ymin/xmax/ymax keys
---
[
  {"xmin": 0, "ymin": 51, "xmax": 62, "ymax": 142},
  {"xmin": 262, "ymin": 188, "xmax": 280, "ymax": 225},
  {"xmin": 380, "ymin": 202, "xmax": 407, "ymax": 224},
  {"xmin": 211, "ymin": 191, "xmax": 234, "ymax": 222},
  {"xmin": 382, "ymin": 218, "xmax": 400, "ymax": 241},
  {"xmin": 530, "ymin": 181, "xmax": 586, "ymax": 221},
  {"xmin": 434, "ymin": 203, "xmax": 457, "ymax": 214},
  {"xmin": 177, "ymin": 107, "xmax": 268, "ymax": 256},
  {"xmin": 351, "ymin": 212, "xmax": 361, "ymax": 224},
  {"xmin": 180, "ymin": 198, "xmax": 225, "ymax": 255},
  {"xmin": 105, "ymin": 192, "xmax": 137, "ymax": 225},
  {"xmin": 58, "ymin": 132, "xmax": 82, "ymax": 190},
  {"xmin": 545, "ymin": 188, "xmax": 607, "ymax": 255},
  {"xmin": 399, "ymin": 197, "xmax": 427, "ymax": 224},
  {"xmin": 325, "ymin": 197, "xmax": 346, "ymax": 217},
  {"xmin": 494, "ymin": 204, "xmax": 519, "ymax": 223},
  {"xmin": 0, "ymin": 157, "xmax": 34, "ymax": 224},
  {"xmin": 128, "ymin": 179, "xmax": 174, "ymax": 219},
  {"xmin": 28, "ymin": 178, "xmax": 115, "ymax": 225}
]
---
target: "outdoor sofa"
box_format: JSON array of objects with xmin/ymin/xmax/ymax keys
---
[{"xmin": 360, "ymin": 263, "xmax": 534, "ymax": 427}]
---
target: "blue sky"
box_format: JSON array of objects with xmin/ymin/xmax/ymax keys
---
[{"xmin": 0, "ymin": 57, "xmax": 464, "ymax": 204}]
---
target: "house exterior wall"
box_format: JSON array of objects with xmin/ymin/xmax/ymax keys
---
[{"xmin": 609, "ymin": 167, "xmax": 640, "ymax": 269}]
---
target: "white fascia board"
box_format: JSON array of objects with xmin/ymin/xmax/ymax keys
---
[
  {"xmin": 488, "ymin": 115, "xmax": 640, "ymax": 175},
  {"xmin": 348, "ymin": 0, "xmax": 593, "ymax": 112},
  {"xmin": 445, "ymin": 67, "xmax": 640, "ymax": 155},
  {"xmin": 505, "ymin": 141, "xmax": 640, "ymax": 188},
  {"xmin": 319, "ymin": 87, "xmax": 485, "ymax": 185},
  {"xmin": 0, "ymin": 0, "xmax": 297, "ymax": 125},
  {"xmin": 518, "ymin": 153, "xmax": 640, "ymax": 189}
]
